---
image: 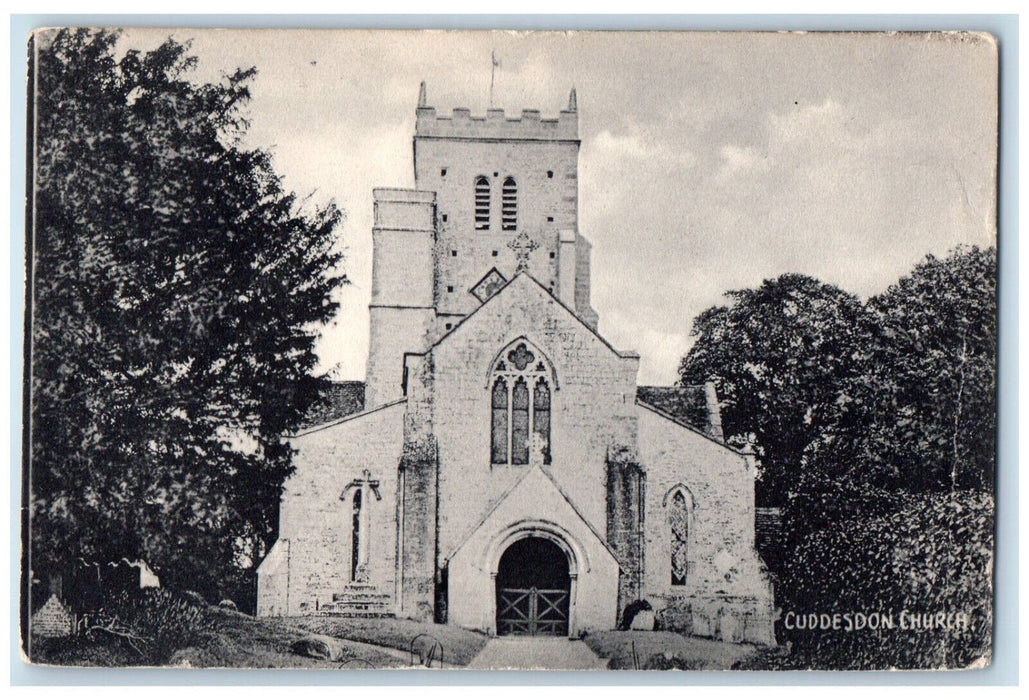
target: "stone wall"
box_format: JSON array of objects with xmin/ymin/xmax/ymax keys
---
[
  {"xmin": 605, "ymin": 447, "xmax": 644, "ymax": 612},
  {"xmin": 636, "ymin": 404, "xmax": 776, "ymax": 644},
  {"xmin": 398, "ymin": 353, "xmax": 439, "ymax": 621},
  {"xmin": 259, "ymin": 400, "xmax": 406, "ymax": 616},
  {"xmin": 366, "ymin": 188, "xmax": 436, "ymax": 408},
  {"xmin": 412, "ymin": 101, "xmax": 594, "ymax": 326}
]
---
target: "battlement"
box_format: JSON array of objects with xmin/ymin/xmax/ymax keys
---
[{"xmin": 414, "ymin": 84, "xmax": 579, "ymax": 142}]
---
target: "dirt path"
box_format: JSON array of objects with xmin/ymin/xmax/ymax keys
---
[{"xmin": 466, "ymin": 638, "xmax": 608, "ymax": 670}]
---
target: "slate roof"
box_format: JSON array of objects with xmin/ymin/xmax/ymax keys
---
[
  {"xmin": 636, "ymin": 384, "xmax": 716, "ymax": 437},
  {"xmin": 300, "ymin": 381, "xmax": 720, "ymax": 439},
  {"xmin": 300, "ymin": 381, "xmax": 366, "ymax": 429}
]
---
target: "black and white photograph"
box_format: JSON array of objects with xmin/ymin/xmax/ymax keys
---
[{"xmin": 21, "ymin": 27, "xmax": 999, "ymax": 672}]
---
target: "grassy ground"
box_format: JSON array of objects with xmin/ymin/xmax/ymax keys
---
[
  {"xmin": 285, "ymin": 616, "xmax": 489, "ymax": 667},
  {"xmin": 29, "ymin": 609, "xmax": 410, "ymax": 669},
  {"xmin": 582, "ymin": 631, "xmax": 760, "ymax": 670}
]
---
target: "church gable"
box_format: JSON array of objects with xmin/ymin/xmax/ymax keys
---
[
  {"xmin": 445, "ymin": 464, "xmax": 623, "ymax": 634},
  {"xmin": 409, "ymin": 272, "xmax": 641, "ymax": 564},
  {"xmin": 431, "ymin": 272, "xmax": 633, "ymax": 364},
  {"xmin": 271, "ymin": 399, "xmax": 406, "ymax": 615},
  {"xmin": 636, "ymin": 403, "xmax": 772, "ymax": 605}
]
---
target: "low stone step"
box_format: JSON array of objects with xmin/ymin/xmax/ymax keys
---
[
  {"xmin": 332, "ymin": 592, "xmax": 391, "ymax": 603},
  {"xmin": 319, "ymin": 598, "xmax": 394, "ymax": 617}
]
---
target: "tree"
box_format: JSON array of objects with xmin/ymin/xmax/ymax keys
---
[
  {"xmin": 29, "ymin": 29, "xmax": 345, "ymax": 600},
  {"xmin": 805, "ymin": 246, "xmax": 997, "ymax": 495},
  {"xmin": 677, "ymin": 274, "xmax": 870, "ymax": 506}
]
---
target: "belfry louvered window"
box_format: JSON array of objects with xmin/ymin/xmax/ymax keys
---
[
  {"xmin": 489, "ymin": 341, "xmax": 553, "ymax": 466},
  {"xmin": 501, "ymin": 177, "xmax": 517, "ymax": 231},
  {"xmin": 474, "ymin": 176, "xmax": 491, "ymax": 231}
]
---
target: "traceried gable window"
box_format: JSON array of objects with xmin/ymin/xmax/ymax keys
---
[
  {"xmin": 667, "ymin": 487, "xmax": 692, "ymax": 586},
  {"xmin": 475, "ymin": 176, "xmax": 491, "ymax": 231},
  {"xmin": 490, "ymin": 341, "xmax": 552, "ymax": 465},
  {"xmin": 501, "ymin": 177, "xmax": 517, "ymax": 231}
]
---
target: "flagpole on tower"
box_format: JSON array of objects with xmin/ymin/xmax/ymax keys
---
[{"xmin": 489, "ymin": 50, "xmax": 499, "ymax": 109}]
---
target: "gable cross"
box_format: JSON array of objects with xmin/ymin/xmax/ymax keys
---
[
  {"xmin": 340, "ymin": 469, "xmax": 381, "ymax": 582},
  {"xmin": 507, "ymin": 231, "xmax": 539, "ymax": 273}
]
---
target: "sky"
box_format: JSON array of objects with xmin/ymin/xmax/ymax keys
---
[{"xmin": 120, "ymin": 29, "xmax": 998, "ymax": 385}]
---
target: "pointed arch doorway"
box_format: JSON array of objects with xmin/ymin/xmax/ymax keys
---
[{"xmin": 495, "ymin": 536, "xmax": 571, "ymax": 636}]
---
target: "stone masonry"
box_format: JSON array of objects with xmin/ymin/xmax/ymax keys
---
[{"xmin": 257, "ymin": 86, "xmax": 776, "ymax": 645}]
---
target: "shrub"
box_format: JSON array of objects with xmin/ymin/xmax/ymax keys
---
[
  {"xmin": 643, "ymin": 652, "xmax": 704, "ymax": 670},
  {"xmin": 182, "ymin": 590, "xmax": 207, "ymax": 607},
  {"xmin": 777, "ymin": 490, "xmax": 993, "ymax": 669},
  {"xmin": 85, "ymin": 588, "xmax": 217, "ymax": 665}
]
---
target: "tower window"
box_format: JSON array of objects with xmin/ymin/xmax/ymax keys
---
[
  {"xmin": 549, "ymin": 251, "xmax": 555, "ymax": 259},
  {"xmin": 441, "ymin": 168, "xmax": 447, "ymax": 177},
  {"xmin": 474, "ymin": 176, "xmax": 491, "ymax": 231},
  {"xmin": 447, "ymin": 285, "xmax": 454, "ymax": 293},
  {"xmin": 502, "ymin": 177, "xmax": 517, "ymax": 231},
  {"xmin": 547, "ymin": 216, "xmax": 554, "ymax": 222},
  {"xmin": 451, "ymin": 250, "xmax": 457, "ymax": 257},
  {"xmin": 442, "ymin": 213, "xmax": 448, "ymax": 222},
  {"xmin": 547, "ymin": 170, "xmax": 554, "ymax": 178},
  {"xmin": 492, "ymin": 250, "xmax": 498, "ymax": 257}
]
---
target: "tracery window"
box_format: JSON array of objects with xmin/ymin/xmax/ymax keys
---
[
  {"xmin": 501, "ymin": 177, "xmax": 517, "ymax": 231},
  {"xmin": 490, "ymin": 341, "xmax": 552, "ymax": 465},
  {"xmin": 668, "ymin": 488, "xmax": 691, "ymax": 586},
  {"xmin": 475, "ymin": 176, "xmax": 491, "ymax": 231}
]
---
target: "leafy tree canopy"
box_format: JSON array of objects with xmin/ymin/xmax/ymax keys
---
[
  {"xmin": 30, "ymin": 29, "xmax": 346, "ymax": 599},
  {"xmin": 678, "ymin": 273, "xmax": 871, "ymax": 506}
]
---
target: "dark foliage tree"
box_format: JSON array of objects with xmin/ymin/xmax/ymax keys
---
[
  {"xmin": 677, "ymin": 274, "xmax": 871, "ymax": 506},
  {"xmin": 30, "ymin": 29, "xmax": 345, "ymax": 600},
  {"xmin": 806, "ymin": 246, "xmax": 997, "ymax": 497}
]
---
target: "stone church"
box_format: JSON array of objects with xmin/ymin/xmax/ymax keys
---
[{"xmin": 257, "ymin": 85, "xmax": 776, "ymax": 644}]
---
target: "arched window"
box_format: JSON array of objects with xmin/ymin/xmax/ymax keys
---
[
  {"xmin": 667, "ymin": 488, "xmax": 691, "ymax": 586},
  {"xmin": 475, "ymin": 176, "xmax": 491, "ymax": 231},
  {"xmin": 351, "ymin": 489, "xmax": 362, "ymax": 581},
  {"xmin": 490, "ymin": 341, "xmax": 553, "ymax": 465},
  {"xmin": 501, "ymin": 177, "xmax": 517, "ymax": 231}
]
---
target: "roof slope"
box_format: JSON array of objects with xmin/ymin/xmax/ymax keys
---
[
  {"xmin": 299, "ymin": 381, "xmax": 366, "ymax": 429},
  {"xmin": 636, "ymin": 385, "xmax": 713, "ymax": 437}
]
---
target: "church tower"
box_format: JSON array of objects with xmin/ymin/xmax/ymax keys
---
[{"xmin": 365, "ymin": 84, "xmax": 599, "ymax": 408}]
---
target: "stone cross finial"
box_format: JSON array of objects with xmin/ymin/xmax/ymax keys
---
[
  {"xmin": 341, "ymin": 469, "xmax": 382, "ymax": 502},
  {"xmin": 507, "ymin": 231, "xmax": 539, "ymax": 273}
]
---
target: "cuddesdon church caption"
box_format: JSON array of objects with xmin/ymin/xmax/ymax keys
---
[{"xmin": 256, "ymin": 85, "xmax": 776, "ymax": 645}]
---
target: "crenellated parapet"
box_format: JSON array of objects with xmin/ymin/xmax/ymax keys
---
[{"xmin": 415, "ymin": 83, "xmax": 578, "ymax": 142}]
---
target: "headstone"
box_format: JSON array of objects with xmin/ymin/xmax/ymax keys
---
[
  {"xmin": 31, "ymin": 594, "xmax": 74, "ymax": 638},
  {"xmin": 630, "ymin": 609, "xmax": 656, "ymax": 631},
  {"xmin": 718, "ymin": 609, "xmax": 742, "ymax": 643},
  {"xmin": 291, "ymin": 634, "xmax": 351, "ymax": 661}
]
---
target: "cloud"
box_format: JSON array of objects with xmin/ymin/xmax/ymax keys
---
[
  {"xmin": 119, "ymin": 30, "xmax": 996, "ymax": 386},
  {"xmin": 716, "ymin": 144, "xmax": 770, "ymax": 182}
]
